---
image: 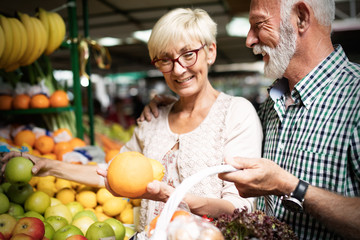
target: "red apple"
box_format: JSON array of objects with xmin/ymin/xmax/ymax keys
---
[
  {"xmin": 0, "ymin": 232, "xmax": 5, "ymax": 240},
  {"xmin": 0, "ymin": 213, "xmax": 17, "ymax": 240},
  {"xmin": 10, "ymin": 233, "xmax": 35, "ymax": 240},
  {"xmin": 66, "ymin": 235, "xmax": 88, "ymax": 240},
  {"xmin": 12, "ymin": 217, "xmax": 45, "ymax": 240}
]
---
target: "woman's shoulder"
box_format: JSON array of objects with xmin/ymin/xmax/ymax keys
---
[{"xmin": 220, "ymin": 93, "xmax": 257, "ymax": 113}]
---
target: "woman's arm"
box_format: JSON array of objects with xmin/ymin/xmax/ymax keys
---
[{"xmin": 1, "ymin": 151, "xmax": 105, "ymax": 188}]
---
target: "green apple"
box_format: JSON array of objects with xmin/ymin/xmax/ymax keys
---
[
  {"xmin": 0, "ymin": 213, "xmax": 17, "ymax": 239},
  {"xmin": 0, "ymin": 193, "xmax": 10, "ymax": 214},
  {"xmin": 24, "ymin": 211, "xmax": 45, "ymax": 221},
  {"xmin": 0, "ymin": 182, "xmax": 11, "ymax": 193},
  {"xmin": 85, "ymin": 222, "xmax": 115, "ymax": 240},
  {"xmin": 53, "ymin": 225, "xmax": 83, "ymax": 240},
  {"xmin": 66, "ymin": 235, "xmax": 88, "ymax": 240},
  {"xmin": 8, "ymin": 202, "xmax": 24, "ymax": 217},
  {"xmin": 43, "ymin": 221, "xmax": 55, "ymax": 240},
  {"xmin": 7, "ymin": 183, "xmax": 34, "ymax": 205},
  {"xmin": 73, "ymin": 210, "xmax": 98, "ymax": 222},
  {"xmin": 4, "ymin": 157, "xmax": 34, "ymax": 184},
  {"xmin": 50, "ymin": 197, "xmax": 62, "ymax": 206},
  {"xmin": 24, "ymin": 191, "xmax": 51, "ymax": 214},
  {"xmin": 45, "ymin": 204, "xmax": 73, "ymax": 224},
  {"xmin": 104, "ymin": 218, "xmax": 126, "ymax": 240},
  {"xmin": 125, "ymin": 226, "xmax": 136, "ymax": 238},
  {"xmin": 46, "ymin": 216, "xmax": 68, "ymax": 231},
  {"xmin": 71, "ymin": 216, "xmax": 95, "ymax": 235},
  {"xmin": 66, "ymin": 201, "xmax": 84, "ymax": 218}
]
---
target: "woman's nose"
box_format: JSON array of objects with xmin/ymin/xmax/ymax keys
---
[{"xmin": 172, "ymin": 60, "xmax": 186, "ymax": 75}]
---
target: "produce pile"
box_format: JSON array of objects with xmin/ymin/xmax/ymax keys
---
[{"xmin": 0, "ymin": 156, "xmax": 140, "ymax": 240}]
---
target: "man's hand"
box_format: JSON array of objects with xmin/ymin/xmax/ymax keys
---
[
  {"xmin": 137, "ymin": 94, "xmax": 177, "ymax": 122},
  {"xmin": 218, "ymin": 157, "xmax": 298, "ymax": 198}
]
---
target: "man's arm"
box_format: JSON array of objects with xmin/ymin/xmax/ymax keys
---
[
  {"xmin": 137, "ymin": 94, "xmax": 177, "ymax": 122},
  {"xmin": 218, "ymin": 157, "xmax": 360, "ymax": 239}
]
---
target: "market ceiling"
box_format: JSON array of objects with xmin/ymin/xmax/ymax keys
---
[{"xmin": 1, "ymin": 0, "xmax": 359, "ymax": 75}]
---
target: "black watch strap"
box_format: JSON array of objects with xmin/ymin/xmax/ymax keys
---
[{"xmin": 292, "ymin": 179, "xmax": 309, "ymax": 202}]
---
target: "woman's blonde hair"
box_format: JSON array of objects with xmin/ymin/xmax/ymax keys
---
[{"xmin": 148, "ymin": 8, "xmax": 217, "ymax": 61}]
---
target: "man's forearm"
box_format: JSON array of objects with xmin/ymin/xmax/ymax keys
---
[{"xmin": 304, "ymin": 186, "xmax": 360, "ymax": 239}]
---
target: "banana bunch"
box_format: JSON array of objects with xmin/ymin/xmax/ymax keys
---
[
  {"xmin": 0, "ymin": 9, "xmax": 66, "ymax": 72},
  {"xmin": 0, "ymin": 15, "xmax": 29, "ymax": 72},
  {"xmin": 38, "ymin": 8, "xmax": 66, "ymax": 56}
]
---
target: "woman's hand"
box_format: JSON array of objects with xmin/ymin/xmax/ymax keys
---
[
  {"xmin": 137, "ymin": 94, "xmax": 177, "ymax": 122},
  {"xmin": 96, "ymin": 167, "xmax": 174, "ymax": 202},
  {"xmin": 1, "ymin": 151, "xmax": 52, "ymax": 179}
]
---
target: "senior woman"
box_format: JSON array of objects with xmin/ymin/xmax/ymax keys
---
[
  {"xmin": 1, "ymin": 8, "xmax": 262, "ymax": 231},
  {"xmin": 103, "ymin": 8, "xmax": 263, "ymax": 230}
]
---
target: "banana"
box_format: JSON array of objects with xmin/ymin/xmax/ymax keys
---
[
  {"xmin": 0, "ymin": 15, "xmax": 13, "ymax": 69},
  {"xmin": 44, "ymin": 12, "xmax": 60, "ymax": 55},
  {"xmin": 0, "ymin": 25, "xmax": 5, "ymax": 59},
  {"xmin": 18, "ymin": 12, "xmax": 36, "ymax": 66},
  {"xmin": 50, "ymin": 11, "xmax": 66, "ymax": 48},
  {"xmin": 3, "ymin": 18, "xmax": 22, "ymax": 70},
  {"xmin": 21, "ymin": 17, "xmax": 44, "ymax": 66},
  {"xmin": 5, "ymin": 17, "xmax": 28, "ymax": 72},
  {"xmin": 32, "ymin": 17, "xmax": 48, "ymax": 56},
  {"xmin": 37, "ymin": 8, "xmax": 49, "ymax": 34}
]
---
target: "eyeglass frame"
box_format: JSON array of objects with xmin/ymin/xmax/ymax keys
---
[{"xmin": 151, "ymin": 44, "xmax": 206, "ymax": 73}]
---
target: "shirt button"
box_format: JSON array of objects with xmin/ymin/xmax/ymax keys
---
[{"xmin": 279, "ymin": 142, "xmax": 285, "ymax": 150}]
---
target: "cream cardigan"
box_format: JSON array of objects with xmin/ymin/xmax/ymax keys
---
[{"xmin": 120, "ymin": 92, "xmax": 263, "ymax": 231}]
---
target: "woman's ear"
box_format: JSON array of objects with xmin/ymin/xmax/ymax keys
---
[
  {"xmin": 295, "ymin": 2, "xmax": 311, "ymax": 34},
  {"xmin": 207, "ymin": 42, "xmax": 217, "ymax": 64}
]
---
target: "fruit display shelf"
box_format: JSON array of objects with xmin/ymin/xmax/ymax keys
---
[{"xmin": 0, "ymin": 106, "xmax": 74, "ymax": 115}]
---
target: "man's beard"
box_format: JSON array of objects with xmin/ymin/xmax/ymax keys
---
[{"xmin": 253, "ymin": 21, "xmax": 297, "ymax": 79}]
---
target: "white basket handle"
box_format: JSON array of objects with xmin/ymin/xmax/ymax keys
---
[{"xmin": 150, "ymin": 164, "xmax": 237, "ymax": 240}]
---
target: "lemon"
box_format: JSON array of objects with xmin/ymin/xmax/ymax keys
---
[
  {"xmin": 148, "ymin": 158, "xmax": 165, "ymax": 181},
  {"xmin": 56, "ymin": 188, "xmax": 76, "ymax": 204},
  {"xmin": 38, "ymin": 175, "xmax": 56, "ymax": 183},
  {"xmin": 130, "ymin": 198, "xmax": 141, "ymax": 207},
  {"xmin": 29, "ymin": 176, "xmax": 39, "ymax": 187},
  {"xmin": 95, "ymin": 211, "xmax": 111, "ymax": 222},
  {"xmin": 36, "ymin": 180, "xmax": 56, "ymax": 197},
  {"xmin": 50, "ymin": 197, "xmax": 62, "ymax": 206},
  {"xmin": 55, "ymin": 178, "xmax": 72, "ymax": 191},
  {"xmin": 76, "ymin": 190, "xmax": 97, "ymax": 209},
  {"xmin": 95, "ymin": 205, "xmax": 103, "ymax": 213},
  {"xmin": 96, "ymin": 187, "xmax": 115, "ymax": 205},
  {"xmin": 102, "ymin": 197, "xmax": 127, "ymax": 217},
  {"xmin": 117, "ymin": 208, "xmax": 134, "ymax": 224}
]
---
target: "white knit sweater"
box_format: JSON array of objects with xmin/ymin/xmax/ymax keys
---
[{"xmin": 120, "ymin": 92, "xmax": 263, "ymax": 231}]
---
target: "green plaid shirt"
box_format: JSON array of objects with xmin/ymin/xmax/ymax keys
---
[{"xmin": 257, "ymin": 45, "xmax": 360, "ymax": 239}]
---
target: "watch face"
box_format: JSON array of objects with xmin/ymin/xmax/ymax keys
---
[{"xmin": 282, "ymin": 198, "xmax": 303, "ymax": 212}]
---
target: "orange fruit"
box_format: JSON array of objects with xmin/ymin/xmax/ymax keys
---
[
  {"xmin": 69, "ymin": 137, "xmax": 86, "ymax": 149},
  {"xmin": 14, "ymin": 130, "xmax": 36, "ymax": 147},
  {"xmin": 56, "ymin": 148, "xmax": 73, "ymax": 161},
  {"xmin": 32, "ymin": 149, "xmax": 41, "ymax": 156},
  {"xmin": 107, "ymin": 151, "xmax": 153, "ymax": 198},
  {"xmin": 105, "ymin": 149, "xmax": 119, "ymax": 163},
  {"xmin": 34, "ymin": 135, "xmax": 55, "ymax": 154},
  {"xmin": 13, "ymin": 94, "xmax": 31, "ymax": 109},
  {"xmin": 0, "ymin": 95, "xmax": 13, "ymax": 110},
  {"xmin": 53, "ymin": 128, "xmax": 73, "ymax": 143},
  {"xmin": 30, "ymin": 94, "xmax": 50, "ymax": 108},
  {"xmin": 54, "ymin": 141, "xmax": 73, "ymax": 156},
  {"xmin": 49, "ymin": 90, "xmax": 69, "ymax": 108},
  {"xmin": 171, "ymin": 210, "xmax": 191, "ymax": 221}
]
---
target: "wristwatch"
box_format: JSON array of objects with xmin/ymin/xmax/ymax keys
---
[{"xmin": 281, "ymin": 179, "xmax": 309, "ymax": 212}]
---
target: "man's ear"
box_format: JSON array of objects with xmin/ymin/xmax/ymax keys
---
[{"xmin": 295, "ymin": 2, "xmax": 311, "ymax": 33}]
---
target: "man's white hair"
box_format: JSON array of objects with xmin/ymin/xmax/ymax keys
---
[{"xmin": 281, "ymin": 0, "xmax": 335, "ymax": 26}]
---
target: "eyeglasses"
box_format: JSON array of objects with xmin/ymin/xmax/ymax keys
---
[{"xmin": 151, "ymin": 44, "xmax": 206, "ymax": 73}]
